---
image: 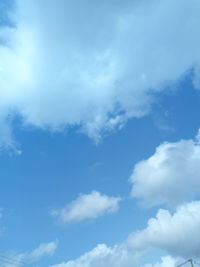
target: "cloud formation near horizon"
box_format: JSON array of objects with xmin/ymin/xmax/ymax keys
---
[
  {"xmin": 1, "ymin": 0, "xmax": 200, "ymax": 148},
  {"xmin": 50, "ymin": 201, "xmax": 200, "ymax": 267}
]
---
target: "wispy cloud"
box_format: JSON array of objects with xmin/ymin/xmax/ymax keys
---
[
  {"xmin": 50, "ymin": 191, "xmax": 121, "ymax": 223},
  {"xmin": 0, "ymin": 241, "xmax": 58, "ymax": 267}
]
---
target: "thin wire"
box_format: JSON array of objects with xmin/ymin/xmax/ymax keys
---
[
  {"xmin": 0, "ymin": 254, "xmax": 31, "ymax": 266},
  {"xmin": 0, "ymin": 257, "xmax": 24, "ymax": 266},
  {"xmin": 176, "ymin": 260, "xmax": 190, "ymax": 267}
]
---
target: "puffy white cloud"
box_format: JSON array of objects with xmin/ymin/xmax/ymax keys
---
[
  {"xmin": 1, "ymin": 241, "xmax": 58, "ymax": 267},
  {"xmin": 0, "ymin": 0, "xmax": 200, "ymax": 147},
  {"xmin": 50, "ymin": 201, "xmax": 200, "ymax": 267},
  {"xmin": 50, "ymin": 191, "xmax": 121, "ymax": 223},
  {"xmin": 130, "ymin": 201, "xmax": 200, "ymax": 258},
  {"xmin": 130, "ymin": 133, "xmax": 200, "ymax": 207}
]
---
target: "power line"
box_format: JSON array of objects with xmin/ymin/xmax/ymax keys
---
[
  {"xmin": 188, "ymin": 259, "xmax": 195, "ymax": 267},
  {"xmin": 0, "ymin": 257, "xmax": 25, "ymax": 266},
  {"xmin": 176, "ymin": 259, "xmax": 190, "ymax": 267},
  {"xmin": 176, "ymin": 259, "xmax": 197, "ymax": 267},
  {"xmin": 0, "ymin": 254, "xmax": 31, "ymax": 267}
]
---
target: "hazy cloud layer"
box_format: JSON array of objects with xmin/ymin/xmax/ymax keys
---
[
  {"xmin": 1, "ymin": 0, "xmax": 200, "ymax": 147},
  {"xmin": 50, "ymin": 191, "xmax": 121, "ymax": 223},
  {"xmin": 130, "ymin": 131, "xmax": 200, "ymax": 207}
]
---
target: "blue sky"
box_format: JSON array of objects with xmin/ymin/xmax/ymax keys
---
[{"xmin": 0, "ymin": 1, "xmax": 200, "ymax": 267}]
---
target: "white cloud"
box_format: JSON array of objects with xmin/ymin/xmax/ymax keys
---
[
  {"xmin": 130, "ymin": 201, "xmax": 200, "ymax": 258},
  {"xmin": 26, "ymin": 241, "xmax": 58, "ymax": 262},
  {"xmin": 1, "ymin": 241, "xmax": 58, "ymax": 267},
  {"xmin": 143, "ymin": 256, "xmax": 185, "ymax": 267},
  {"xmin": 130, "ymin": 132, "xmax": 200, "ymax": 207},
  {"xmin": 0, "ymin": 0, "xmax": 200, "ymax": 147},
  {"xmin": 50, "ymin": 243, "xmax": 142, "ymax": 267},
  {"xmin": 50, "ymin": 191, "xmax": 121, "ymax": 223},
  {"xmin": 50, "ymin": 201, "xmax": 200, "ymax": 267}
]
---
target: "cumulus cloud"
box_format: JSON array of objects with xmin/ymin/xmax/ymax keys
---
[
  {"xmin": 130, "ymin": 132, "xmax": 200, "ymax": 207},
  {"xmin": 1, "ymin": 241, "xmax": 58, "ymax": 267},
  {"xmin": 50, "ymin": 201, "xmax": 200, "ymax": 267},
  {"xmin": 130, "ymin": 201, "xmax": 200, "ymax": 258},
  {"xmin": 0, "ymin": 0, "xmax": 200, "ymax": 147},
  {"xmin": 50, "ymin": 191, "xmax": 121, "ymax": 223}
]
